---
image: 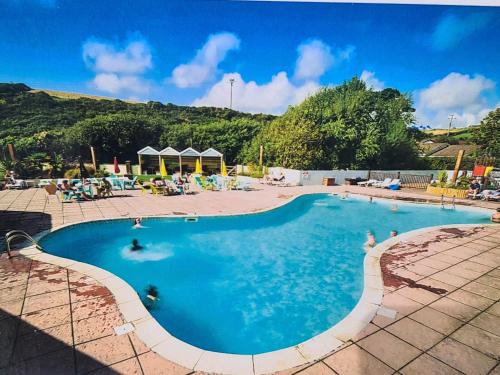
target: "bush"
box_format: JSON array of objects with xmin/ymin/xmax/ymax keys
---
[
  {"xmin": 239, "ymin": 163, "xmax": 264, "ymax": 178},
  {"xmin": 63, "ymin": 165, "xmax": 96, "ymax": 179},
  {"xmin": 436, "ymin": 170, "xmax": 448, "ymax": 187}
]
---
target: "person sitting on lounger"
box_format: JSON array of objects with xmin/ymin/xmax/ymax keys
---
[
  {"xmin": 6, "ymin": 171, "xmax": 16, "ymax": 185},
  {"xmin": 468, "ymin": 179, "xmax": 481, "ymax": 199},
  {"xmin": 273, "ymin": 172, "xmax": 285, "ymax": 182},
  {"xmin": 96, "ymin": 178, "xmax": 112, "ymax": 198},
  {"xmin": 130, "ymin": 239, "xmax": 143, "ymax": 251}
]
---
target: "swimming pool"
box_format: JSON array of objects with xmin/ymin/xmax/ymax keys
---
[{"xmin": 39, "ymin": 194, "xmax": 490, "ymax": 354}]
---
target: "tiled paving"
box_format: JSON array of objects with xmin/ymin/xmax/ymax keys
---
[{"xmin": 0, "ymin": 184, "xmax": 499, "ymax": 374}]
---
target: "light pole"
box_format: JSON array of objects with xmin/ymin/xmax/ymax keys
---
[
  {"xmin": 229, "ymin": 78, "xmax": 235, "ymax": 110},
  {"xmin": 447, "ymin": 114, "xmax": 455, "ymax": 137}
]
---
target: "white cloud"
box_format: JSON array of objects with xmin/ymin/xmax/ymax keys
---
[
  {"xmin": 83, "ymin": 38, "xmax": 152, "ymax": 74},
  {"xmin": 93, "ymin": 73, "xmax": 150, "ymax": 95},
  {"xmin": 294, "ymin": 39, "xmax": 354, "ymax": 80},
  {"xmin": 192, "ymin": 72, "xmax": 320, "ymax": 114},
  {"xmin": 360, "ymin": 70, "xmax": 384, "ymax": 91},
  {"xmin": 170, "ymin": 32, "xmax": 240, "ymax": 88},
  {"xmin": 414, "ymin": 72, "xmax": 497, "ymax": 127},
  {"xmin": 82, "ymin": 34, "xmax": 152, "ymax": 96},
  {"xmin": 431, "ymin": 12, "xmax": 493, "ymax": 51},
  {"xmin": 295, "ymin": 40, "xmax": 333, "ymax": 80}
]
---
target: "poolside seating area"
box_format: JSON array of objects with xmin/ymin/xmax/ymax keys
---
[
  {"xmin": 138, "ymin": 174, "xmax": 252, "ymax": 196},
  {"xmin": 357, "ymin": 178, "xmax": 401, "ymax": 190}
]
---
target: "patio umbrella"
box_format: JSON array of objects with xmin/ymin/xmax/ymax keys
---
[
  {"xmin": 195, "ymin": 158, "xmax": 202, "ymax": 174},
  {"xmin": 113, "ymin": 156, "xmax": 120, "ymax": 174},
  {"xmin": 160, "ymin": 159, "xmax": 168, "ymax": 177},
  {"xmin": 221, "ymin": 160, "xmax": 227, "ymax": 177},
  {"xmin": 79, "ymin": 158, "xmax": 90, "ymax": 178}
]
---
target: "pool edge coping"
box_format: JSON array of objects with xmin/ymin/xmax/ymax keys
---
[{"xmin": 17, "ymin": 194, "xmax": 497, "ymax": 375}]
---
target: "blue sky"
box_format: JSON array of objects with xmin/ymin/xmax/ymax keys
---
[{"xmin": 1, "ymin": 0, "xmax": 499, "ymax": 127}]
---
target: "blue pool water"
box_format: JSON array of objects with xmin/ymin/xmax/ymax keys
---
[{"xmin": 39, "ymin": 194, "xmax": 490, "ymax": 354}]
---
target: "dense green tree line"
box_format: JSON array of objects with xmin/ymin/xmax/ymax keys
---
[{"xmin": 241, "ymin": 79, "xmax": 420, "ymax": 169}]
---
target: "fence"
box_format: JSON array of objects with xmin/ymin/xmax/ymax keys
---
[{"xmin": 368, "ymin": 171, "xmax": 433, "ymax": 189}]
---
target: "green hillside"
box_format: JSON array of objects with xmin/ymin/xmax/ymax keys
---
[
  {"xmin": 423, "ymin": 127, "xmax": 476, "ymax": 144},
  {"xmin": 0, "ymin": 83, "xmax": 274, "ymax": 167}
]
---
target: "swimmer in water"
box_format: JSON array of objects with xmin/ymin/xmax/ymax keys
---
[
  {"xmin": 133, "ymin": 217, "xmax": 144, "ymax": 228},
  {"xmin": 364, "ymin": 231, "xmax": 376, "ymax": 251},
  {"xmin": 391, "ymin": 204, "xmax": 398, "ymax": 212},
  {"xmin": 146, "ymin": 285, "xmax": 159, "ymax": 301},
  {"xmin": 130, "ymin": 239, "xmax": 144, "ymax": 251},
  {"xmin": 143, "ymin": 285, "xmax": 160, "ymax": 310},
  {"xmin": 369, "ymin": 196, "xmax": 373, "ymax": 203},
  {"xmin": 390, "ymin": 230, "xmax": 398, "ymax": 237}
]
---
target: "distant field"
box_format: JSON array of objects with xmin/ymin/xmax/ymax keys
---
[
  {"xmin": 423, "ymin": 127, "xmax": 476, "ymax": 136},
  {"xmin": 30, "ymin": 89, "xmax": 138, "ymax": 103}
]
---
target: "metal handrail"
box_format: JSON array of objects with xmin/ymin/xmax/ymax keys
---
[{"xmin": 4, "ymin": 230, "xmax": 44, "ymax": 258}]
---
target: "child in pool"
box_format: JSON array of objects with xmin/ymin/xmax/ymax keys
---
[
  {"xmin": 130, "ymin": 239, "xmax": 144, "ymax": 251},
  {"xmin": 364, "ymin": 231, "xmax": 376, "ymax": 252},
  {"xmin": 133, "ymin": 218, "xmax": 144, "ymax": 229}
]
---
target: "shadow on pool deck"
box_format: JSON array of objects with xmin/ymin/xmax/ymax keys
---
[
  {"xmin": 0, "ymin": 211, "xmax": 53, "ymax": 252},
  {"xmin": 0, "ymin": 309, "xmax": 118, "ymax": 374}
]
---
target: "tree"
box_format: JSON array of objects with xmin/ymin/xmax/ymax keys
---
[
  {"xmin": 244, "ymin": 78, "xmax": 418, "ymax": 169},
  {"xmin": 66, "ymin": 113, "xmax": 165, "ymax": 162},
  {"xmin": 160, "ymin": 119, "xmax": 263, "ymax": 164},
  {"xmin": 474, "ymin": 108, "xmax": 499, "ymax": 161}
]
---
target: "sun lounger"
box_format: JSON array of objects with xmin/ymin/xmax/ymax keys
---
[
  {"xmin": 374, "ymin": 178, "xmax": 392, "ymax": 188},
  {"xmin": 386, "ymin": 179, "xmax": 401, "ymax": 190},
  {"xmin": 38, "ymin": 179, "xmax": 53, "ymax": 188},
  {"xmin": 123, "ymin": 176, "xmax": 137, "ymax": 189},
  {"xmin": 5, "ymin": 179, "xmax": 28, "ymax": 189},
  {"xmin": 357, "ymin": 179, "xmax": 378, "ymax": 187},
  {"xmin": 234, "ymin": 180, "xmax": 251, "ymax": 191}
]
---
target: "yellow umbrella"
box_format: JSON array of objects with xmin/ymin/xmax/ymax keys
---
[
  {"xmin": 221, "ymin": 160, "xmax": 227, "ymax": 177},
  {"xmin": 160, "ymin": 158, "xmax": 167, "ymax": 177},
  {"xmin": 195, "ymin": 158, "xmax": 202, "ymax": 174}
]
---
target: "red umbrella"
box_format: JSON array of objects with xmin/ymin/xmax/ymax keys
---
[{"xmin": 113, "ymin": 156, "xmax": 120, "ymax": 174}]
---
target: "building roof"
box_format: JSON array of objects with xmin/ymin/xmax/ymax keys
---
[
  {"xmin": 180, "ymin": 147, "xmax": 201, "ymax": 157},
  {"xmin": 429, "ymin": 144, "xmax": 479, "ymax": 158},
  {"xmin": 419, "ymin": 142, "xmax": 449, "ymax": 156},
  {"xmin": 201, "ymin": 148, "xmax": 223, "ymax": 157},
  {"xmin": 159, "ymin": 147, "xmax": 180, "ymax": 156},
  {"xmin": 137, "ymin": 146, "xmax": 159, "ymax": 155}
]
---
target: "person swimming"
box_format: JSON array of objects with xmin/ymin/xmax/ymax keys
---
[
  {"xmin": 130, "ymin": 239, "xmax": 144, "ymax": 251},
  {"xmin": 146, "ymin": 285, "xmax": 159, "ymax": 301},
  {"xmin": 390, "ymin": 230, "xmax": 398, "ymax": 237},
  {"xmin": 143, "ymin": 285, "xmax": 160, "ymax": 310},
  {"xmin": 391, "ymin": 204, "xmax": 398, "ymax": 212},
  {"xmin": 369, "ymin": 196, "xmax": 373, "ymax": 203},
  {"xmin": 364, "ymin": 231, "xmax": 376, "ymax": 251},
  {"xmin": 133, "ymin": 217, "xmax": 144, "ymax": 229}
]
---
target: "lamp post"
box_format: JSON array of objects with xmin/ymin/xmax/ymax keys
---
[
  {"xmin": 447, "ymin": 114, "xmax": 455, "ymax": 137},
  {"xmin": 229, "ymin": 78, "xmax": 235, "ymax": 110}
]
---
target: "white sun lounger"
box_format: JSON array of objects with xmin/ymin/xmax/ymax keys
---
[
  {"xmin": 357, "ymin": 179, "xmax": 378, "ymax": 187},
  {"xmin": 374, "ymin": 178, "xmax": 392, "ymax": 188}
]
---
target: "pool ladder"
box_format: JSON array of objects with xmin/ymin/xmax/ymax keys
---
[
  {"xmin": 4, "ymin": 230, "xmax": 44, "ymax": 258},
  {"xmin": 440, "ymin": 195, "xmax": 456, "ymax": 210}
]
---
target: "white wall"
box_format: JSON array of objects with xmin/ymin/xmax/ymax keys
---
[
  {"xmin": 237, "ymin": 165, "xmax": 472, "ymax": 186},
  {"xmin": 300, "ymin": 170, "xmax": 370, "ymax": 186}
]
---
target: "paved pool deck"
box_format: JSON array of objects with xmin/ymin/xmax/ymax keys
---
[{"xmin": 0, "ymin": 184, "xmax": 499, "ymax": 374}]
